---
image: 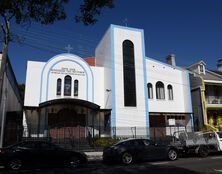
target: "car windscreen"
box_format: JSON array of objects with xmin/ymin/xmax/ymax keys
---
[{"xmin": 217, "ymin": 132, "xmax": 222, "ymax": 138}]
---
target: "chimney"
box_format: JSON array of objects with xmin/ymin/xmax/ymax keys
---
[
  {"xmin": 217, "ymin": 58, "xmax": 222, "ymax": 72},
  {"xmin": 166, "ymin": 54, "xmax": 176, "ymax": 66}
]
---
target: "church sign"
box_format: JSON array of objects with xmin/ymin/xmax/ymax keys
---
[{"xmin": 50, "ymin": 68, "xmax": 85, "ymax": 76}]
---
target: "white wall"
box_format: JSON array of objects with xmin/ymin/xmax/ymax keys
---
[
  {"xmin": 146, "ymin": 58, "xmax": 191, "ymax": 113},
  {"xmin": 112, "ymin": 26, "xmax": 147, "ymax": 128},
  {"xmin": 92, "ymin": 66, "xmax": 105, "ymax": 108},
  {"xmin": 95, "ymin": 27, "xmax": 112, "ymax": 109},
  {"xmin": 24, "ymin": 61, "xmax": 44, "ymax": 107},
  {"xmin": 24, "ymin": 54, "xmax": 105, "ymax": 108}
]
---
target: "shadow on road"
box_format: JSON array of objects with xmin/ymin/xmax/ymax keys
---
[{"xmin": 0, "ymin": 161, "xmax": 205, "ymax": 174}]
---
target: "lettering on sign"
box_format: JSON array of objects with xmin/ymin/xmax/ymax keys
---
[{"xmin": 50, "ymin": 68, "xmax": 85, "ymax": 76}]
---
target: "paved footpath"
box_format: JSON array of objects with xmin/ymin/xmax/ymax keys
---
[{"xmin": 85, "ymin": 151, "xmax": 103, "ymax": 161}]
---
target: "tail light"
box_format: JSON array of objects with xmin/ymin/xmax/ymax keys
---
[{"xmin": 0, "ymin": 149, "xmax": 6, "ymax": 154}]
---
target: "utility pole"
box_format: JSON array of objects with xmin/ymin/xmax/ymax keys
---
[{"xmin": 0, "ymin": 80, "xmax": 7, "ymax": 148}]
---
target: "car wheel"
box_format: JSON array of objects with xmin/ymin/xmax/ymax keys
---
[
  {"xmin": 168, "ymin": 149, "xmax": 178, "ymax": 161},
  {"xmin": 8, "ymin": 158, "xmax": 22, "ymax": 170},
  {"xmin": 67, "ymin": 156, "xmax": 81, "ymax": 168},
  {"xmin": 198, "ymin": 146, "xmax": 208, "ymax": 158},
  {"xmin": 121, "ymin": 152, "xmax": 133, "ymax": 165}
]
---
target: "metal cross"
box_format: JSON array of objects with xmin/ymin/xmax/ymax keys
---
[
  {"xmin": 123, "ymin": 18, "xmax": 128, "ymax": 27},
  {"xmin": 65, "ymin": 44, "xmax": 73, "ymax": 53}
]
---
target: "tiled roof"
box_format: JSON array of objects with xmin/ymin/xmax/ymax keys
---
[{"xmin": 84, "ymin": 57, "xmax": 95, "ymax": 66}]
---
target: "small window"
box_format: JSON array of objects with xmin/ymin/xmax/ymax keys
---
[
  {"xmin": 167, "ymin": 85, "xmax": 173, "ymax": 100},
  {"xmin": 56, "ymin": 78, "xmax": 62, "ymax": 95},
  {"xmin": 200, "ymin": 64, "xmax": 204, "ymax": 73},
  {"xmin": 147, "ymin": 83, "xmax": 153, "ymax": 99},
  {"xmin": 156, "ymin": 81, "xmax": 165, "ymax": 99},
  {"xmin": 64, "ymin": 75, "xmax": 72, "ymax": 96},
  {"xmin": 74, "ymin": 80, "xmax": 79, "ymax": 96}
]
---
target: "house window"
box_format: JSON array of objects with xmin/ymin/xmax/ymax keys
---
[
  {"xmin": 56, "ymin": 78, "xmax": 62, "ymax": 95},
  {"xmin": 64, "ymin": 75, "xmax": 72, "ymax": 96},
  {"xmin": 147, "ymin": 83, "xmax": 153, "ymax": 99},
  {"xmin": 122, "ymin": 40, "xmax": 137, "ymax": 106},
  {"xmin": 168, "ymin": 85, "xmax": 173, "ymax": 100},
  {"xmin": 74, "ymin": 80, "xmax": 79, "ymax": 96},
  {"xmin": 156, "ymin": 81, "xmax": 165, "ymax": 99},
  {"xmin": 199, "ymin": 64, "xmax": 205, "ymax": 74}
]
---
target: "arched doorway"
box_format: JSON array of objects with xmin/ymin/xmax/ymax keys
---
[{"xmin": 48, "ymin": 108, "xmax": 86, "ymax": 140}]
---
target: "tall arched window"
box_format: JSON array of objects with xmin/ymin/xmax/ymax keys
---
[
  {"xmin": 74, "ymin": 80, "xmax": 79, "ymax": 96},
  {"xmin": 64, "ymin": 75, "xmax": 72, "ymax": 96},
  {"xmin": 123, "ymin": 40, "xmax": 137, "ymax": 106},
  {"xmin": 156, "ymin": 81, "xmax": 165, "ymax": 99},
  {"xmin": 56, "ymin": 78, "xmax": 62, "ymax": 95},
  {"xmin": 147, "ymin": 83, "xmax": 153, "ymax": 99},
  {"xmin": 168, "ymin": 85, "xmax": 173, "ymax": 100}
]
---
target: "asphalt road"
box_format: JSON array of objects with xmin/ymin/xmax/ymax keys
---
[{"xmin": 1, "ymin": 154, "xmax": 222, "ymax": 174}]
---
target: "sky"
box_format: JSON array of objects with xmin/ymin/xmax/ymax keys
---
[{"xmin": 1, "ymin": 0, "xmax": 222, "ymax": 83}]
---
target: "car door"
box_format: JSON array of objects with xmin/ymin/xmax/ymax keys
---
[
  {"xmin": 38, "ymin": 142, "xmax": 68, "ymax": 166},
  {"xmin": 142, "ymin": 139, "xmax": 167, "ymax": 160},
  {"xmin": 13, "ymin": 141, "xmax": 40, "ymax": 165},
  {"xmin": 141, "ymin": 139, "xmax": 157, "ymax": 160},
  {"xmin": 37, "ymin": 142, "xmax": 59, "ymax": 166}
]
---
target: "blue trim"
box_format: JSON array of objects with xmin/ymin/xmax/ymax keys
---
[
  {"xmin": 186, "ymin": 71, "xmax": 194, "ymax": 128},
  {"xmin": 40, "ymin": 53, "xmax": 94, "ymax": 103},
  {"xmin": 111, "ymin": 25, "xmax": 116, "ymax": 136},
  {"xmin": 141, "ymin": 30, "xmax": 150, "ymax": 139},
  {"xmin": 110, "ymin": 24, "xmax": 150, "ymax": 138},
  {"xmin": 46, "ymin": 59, "xmax": 89, "ymax": 101},
  {"xmin": 110, "ymin": 24, "xmax": 144, "ymax": 33}
]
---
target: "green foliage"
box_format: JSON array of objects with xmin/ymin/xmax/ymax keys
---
[
  {"xmin": 0, "ymin": 0, "xmax": 68, "ymax": 25},
  {"xmin": 75, "ymin": 0, "xmax": 114, "ymax": 25},
  {"xmin": 0, "ymin": 0, "xmax": 114, "ymax": 26},
  {"xmin": 93, "ymin": 137, "xmax": 119, "ymax": 147}
]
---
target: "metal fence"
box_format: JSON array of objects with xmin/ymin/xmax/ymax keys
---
[{"xmin": 4, "ymin": 125, "xmax": 193, "ymax": 151}]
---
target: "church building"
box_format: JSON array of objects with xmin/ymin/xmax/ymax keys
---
[{"xmin": 24, "ymin": 25, "xmax": 193, "ymax": 141}]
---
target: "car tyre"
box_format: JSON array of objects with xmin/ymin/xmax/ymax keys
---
[
  {"xmin": 198, "ymin": 146, "xmax": 208, "ymax": 158},
  {"xmin": 67, "ymin": 156, "xmax": 81, "ymax": 168},
  {"xmin": 168, "ymin": 149, "xmax": 178, "ymax": 161},
  {"xmin": 121, "ymin": 152, "xmax": 133, "ymax": 165},
  {"xmin": 8, "ymin": 158, "xmax": 22, "ymax": 170}
]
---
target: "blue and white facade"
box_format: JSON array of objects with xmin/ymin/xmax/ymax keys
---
[{"xmin": 24, "ymin": 25, "xmax": 193, "ymax": 139}]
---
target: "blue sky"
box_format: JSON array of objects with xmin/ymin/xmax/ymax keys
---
[{"xmin": 1, "ymin": 0, "xmax": 222, "ymax": 83}]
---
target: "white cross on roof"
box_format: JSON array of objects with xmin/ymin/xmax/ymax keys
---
[{"xmin": 65, "ymin": 44, "xmax": 73, "ymax": 53}]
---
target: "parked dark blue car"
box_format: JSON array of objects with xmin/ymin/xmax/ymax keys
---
[
  {"xmin": 103, "ymin": 138, "xmax": 178, "ymax": 164},
  {"xmin": 0, "ymin": 140, "xmax": 87, "ymax": 170}
]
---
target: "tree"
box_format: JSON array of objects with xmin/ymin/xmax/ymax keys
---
[
  {"xmin": 0, "ymin": 0, "xmax": 114, "ymax": 147},
  {"xmin": 0, "ymin": 0, "xmax": 114, "ymax": 103}
]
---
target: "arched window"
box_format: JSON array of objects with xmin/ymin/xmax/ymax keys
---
[
  {"xmin": 122, "ymin": 40, "xmax": 137, "ymax": 106},
  {"xmin": 147, "ymin": 83, "xmax": 153, "ymax": 99},
  {"xmin": 156, "ymin": 81, "xmax": 165, "ymax": 99},
  {"xmin": 64, "ymin": 75, "xmax": 72, "ymax": 96},
  {"xmin": 168, "ymin": 85, "xmax": 173, "ymax": 100},
  {"xmin": 74, "ymin": 80, "xmax": 79, "ymax": 96},
  {"xmin": 56, "ymin": 78, "xmax": 62, "ymax": 95}
]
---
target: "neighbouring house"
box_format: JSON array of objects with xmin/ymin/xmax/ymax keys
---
[
  {"xmin": 0, "ymin": 52, "xmax": 23, "ymax": 146},
  {"xmin": 188, "ymin": 59, "xmax": 222, "ymax": 131},
  {"xmin": 23, "ymin": 25, "xmax": 193, "ymax": 148}
]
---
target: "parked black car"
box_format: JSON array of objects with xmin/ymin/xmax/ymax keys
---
[
  {"xmin": 103, "ymin": 138, "xmax": 178, "ymax": 164},
  {"xmin": 0, "ymin": 140, "xmax": 87, "ymax": 170}
]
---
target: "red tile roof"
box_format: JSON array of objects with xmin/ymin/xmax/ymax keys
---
[{"xmin": 84, "ymin": 57, "xmax": 95, "ymax": 66}]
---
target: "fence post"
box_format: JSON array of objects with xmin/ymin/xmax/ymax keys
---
[{"xmin": 135, "ymin": 126, "xmax": 136, "ymax": 138}]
